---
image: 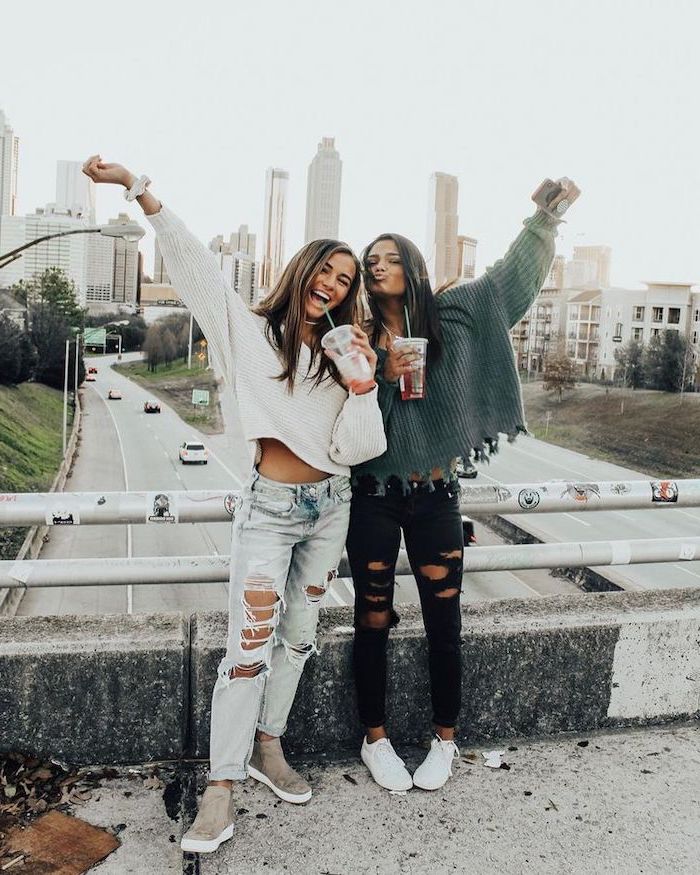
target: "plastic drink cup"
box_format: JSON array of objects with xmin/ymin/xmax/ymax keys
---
[
  {"xmin": 321, "ymin": 325, "xmax": 355, "ymax": 357},
  {"xmin": 321, "ymin": 325, "xmax": 372, "ymax": 387},
  {"xmin": 393, "ymin": 337, "xmax": 428, "ymax": 400}
]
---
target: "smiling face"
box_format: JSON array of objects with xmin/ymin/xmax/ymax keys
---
[
  {"xmin": 364, "ymin": 238, "xmax": 406, "ymax": 298},
  {"xmin": 305, "ymin": 252, "xmax": 357, "ymax": 320}
]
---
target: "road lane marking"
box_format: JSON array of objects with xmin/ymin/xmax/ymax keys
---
[
  {"xmin": 563, "ymin": 512, "xmax": 592, "ymax": 527},
  {"xmin": 673, "ymin": 564, "xmax": 700, "ymax": 579}
]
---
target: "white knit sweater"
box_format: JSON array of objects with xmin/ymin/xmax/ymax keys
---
[{"xmin": 147, "ymin": 206, "xmax": 387, "ymax": 475}]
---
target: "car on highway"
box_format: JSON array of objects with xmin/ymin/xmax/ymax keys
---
[
  {"xmin": 88, "ymin": 366, "xmax": 98, "ymax": 374},
  {"xmin": 107, "ymin": 388, "xmax": 122, "ymax": 400},
  {"xmin": 85, "ymin": 373, "xmax": 96, "ymax": 382},
  {"xmin": 179, "ymin": 440, "xmax": 208, "ymax": 464},
  {"xmin": 455, "ymin": 457, "xmax": 478, "ymax": 479},
  {"xmin": 143, "ymin": 400, "xmax": 161, "ymax": 414}
]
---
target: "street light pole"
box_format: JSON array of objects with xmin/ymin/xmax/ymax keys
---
[
  {"xmin": 62, "ymin": 338, "xmax": 70, "ymax": 456},
  {"xmin": 187, "ymin": 311, "xmax": 193, "ymax": 369},
  {"xmin": 74, "ymin": 332, "xmax": 80, "ymax": 398}
]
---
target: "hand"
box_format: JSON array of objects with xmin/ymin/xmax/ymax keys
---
[
  {"xmin": 383, "ymin": 335, "xmax": 421, "ymax": 383},
  {"xmin": 82, "ymin": 154, "xmax": 135, "ymax": 188}
]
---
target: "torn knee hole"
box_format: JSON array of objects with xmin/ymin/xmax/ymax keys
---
[
  {"xmin": 419, "ymin": 563, "xmax": 450, "ymax": 581},
  {"xmin": 435, "ymin": 587, "xmax": 460, "ymax": 599},
  {"xmin": 359, "ymin": 609, "xmax": 391, "ymax": 630},
  {"xmin": 367, "ymin": 561, "xmax": 391, "ymax": 571},
  {"xmin": 229, "ymin": 661, "xmax": 266, "ymax": 679},
  {"xmin": 304, "ymin": 583, "xmax": 327, "ymax": 605}
]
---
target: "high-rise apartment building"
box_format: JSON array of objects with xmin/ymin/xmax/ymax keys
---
[
  {"xmin": 109, "ymin": 213, "xmax": 140, "ymax": 305},
  {"xmin": 456, "ymin": 235, "xmax": 477, "ymax": 281},
  {"xmin": 260, "ymin": 168, "xmax": 288, "ymax": 291},
  {"xmin": 304, "ymin": 137, "xmax": 342, "ymax": 243},
  {"xmin": 210, "ymin": 224, "xmax": 257, "ymax": 306},
  {"xmin": 426, "ymin": 172, "xmax": 459, "ymax": 288},
  {"xmin": 85, "ymin": 232, "xmax": 115, "ymax": 304},
  {"xmin": 0, "ymin": 110, "xmax": 19, "ymax": 217},
  {"xmin": 56, "ymin": 160, "xmax": 96, "ymax": 222},
  {"xmin": 153, "ymin": 239, "xmax": 170, "ymax": 284}
]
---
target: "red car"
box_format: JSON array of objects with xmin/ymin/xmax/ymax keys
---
[{"xmin": 88, "ymin": 366, "xmax": 98, "ymax": 374}]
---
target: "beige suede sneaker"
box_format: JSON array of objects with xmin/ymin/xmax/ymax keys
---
[
  {"xmin": 248, "ymin": 737, "xmax": 312, "ymax": 803},
  {"xmin": 180, "ymin": 785, "xmax": 235, "ymax": 854}
]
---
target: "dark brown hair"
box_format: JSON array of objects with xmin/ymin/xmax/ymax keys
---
[
  {"xmin": 254, "ymin": 239, "xmax": 361, "ymax": 389},
  {"xmin": 362, "ymin": 233, "xmax": 443, "ymax": 363}
]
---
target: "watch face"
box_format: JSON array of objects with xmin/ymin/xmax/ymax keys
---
[{"xmin": 555, "ymin": 198, "xmax": 570, "ymax": 215}]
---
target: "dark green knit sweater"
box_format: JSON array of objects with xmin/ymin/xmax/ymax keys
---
[{"xmin": 352, "ymin": 209, "xmax": 560, "ymax": 490}]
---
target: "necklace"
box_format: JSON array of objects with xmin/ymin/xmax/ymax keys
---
[
  {"xmin": 304, "ymin": 319, "xmax": 320, "ymax": 325},
  {"xmin": 381, "ymin": 321, "xmax": 403, "ymax": 339}
]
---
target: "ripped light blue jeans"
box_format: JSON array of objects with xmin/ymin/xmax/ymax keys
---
[{"xmin": 209, "ymin": 468, "xmax": 352, "ymax": 781}]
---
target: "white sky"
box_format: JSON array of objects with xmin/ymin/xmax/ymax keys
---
[{"xmin": 2, "ymin": 0, "xmax": 699, "ymax": 286}]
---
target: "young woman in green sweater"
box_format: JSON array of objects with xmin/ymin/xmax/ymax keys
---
[{"xmin": 347, "ymin": 178, "xmax": 579, "ymax": 792}]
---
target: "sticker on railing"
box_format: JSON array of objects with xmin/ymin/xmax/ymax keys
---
[
  {"xmin": 651, "ymin": 481, "xmax": 678, "ymax": 504},
  {"xmin": 45, "ymin": 506, "xmax": 80, "ymax": 526},
  {"xmin": 147, "ymin": 492, "xmax": 178, "ymax": 523},
  {"xmin": 518, "ymin": 488, "xmax": 541, "ymax": 509},
  {"xmin": 560, "ymin": 483, "xmax": 601, "ymax": 503}
]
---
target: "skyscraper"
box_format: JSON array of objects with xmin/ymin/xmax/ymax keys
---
[
  {"xmin": 210, "ymin": 225, "xmax": 257, "ymax": 306},
  {"xmin": 572, "ymin": 245, "xmax": 612, "ymax": 288},
  {"xmin": 109, "ymin": 213, "xmax": 140, "ymax": 305},
  {"xmin": 0, "ymin": 110, "xmax": 19, "ymax": 217},
  {"xmin": 426, "ymin": 172, "xmax": 459, "ymax": 288},
  {"xmin": 56, "ymin": 160, "xmax": 96, "ymax": 222},
  {"xmin": 153, "ymin": 239, "xmax": 170, "ymax": 284},
  {"xmin": 304, "ymin": 137, "xmax": 342, "ymax": 243},
  {"xmin": 260, "ymin": 168, "xmax": 288, "ymax": 291},
  {"xmin": 456, "ymin": 235, "xmax": 477, "ymax": 281}
]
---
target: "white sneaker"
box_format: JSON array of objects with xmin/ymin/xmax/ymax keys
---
[
  {"xmin": 361, "ymin": 736, "xmax": 413, "ymax": 792},
  {"xmin": 412, "ymin": 736, "xmax": 459, "ymax": 791}
]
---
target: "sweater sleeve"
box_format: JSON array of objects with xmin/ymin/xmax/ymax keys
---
[
  {"xmin": 147, "ymin": 205, "xmax": 252, "ymax": 385},
  {"xmin": 440, "ymin": 209, "xmax": 560, "ymax": 329},
  {"xmin": 329, "ymin": 386, "xmax": 388, "ymax": 467}
]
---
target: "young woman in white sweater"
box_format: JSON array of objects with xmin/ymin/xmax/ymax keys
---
[{"xmin": 83, "ymin": 156, "xmax": 387, "ymax": 854}]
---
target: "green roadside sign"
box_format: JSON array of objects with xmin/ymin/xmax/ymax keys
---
[
  {"xmin": 83, "ymin": 328, "xmax": 107, "ymax": 346},
  {"xmin": 191, "ymin": 389, "xmax": 210, "ymax": 406}
]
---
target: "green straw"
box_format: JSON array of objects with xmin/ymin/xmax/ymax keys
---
[
  {"xmin": 323, "ymin": 304, "xmax": 336, "ymax": 329},
  {"xmin": 404, "ymin": 305, "xmax": 412, "ymax": 338}
]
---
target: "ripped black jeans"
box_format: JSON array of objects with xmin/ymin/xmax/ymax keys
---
[{"xmin": 346, "ymin": 478, "xmax": 463, "ymax": 729}]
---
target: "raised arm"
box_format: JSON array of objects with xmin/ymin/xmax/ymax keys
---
[{"xmin": 82, "ymin": 156, "xmax": 246, "ymax": 385}]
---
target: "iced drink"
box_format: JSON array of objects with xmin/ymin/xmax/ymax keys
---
[
  {"xmin": 393, "ymin": 337, "xmax": 428, "ymax": 400},
  {"xmin": 321, "ymin": 325, "xmax": 372, "ymax": 387}
]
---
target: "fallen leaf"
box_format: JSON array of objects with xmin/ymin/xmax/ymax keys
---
[
  {"xmin": 342, "ymin": 774, "xmax": 357, "ymax": 785},
  {"xmin": 577, "ymin": 741, "xmax": 589, "ymax": 748},
  {"xmin": 142, "ymin": 776, "xmax": 164, "ymax": 791}
]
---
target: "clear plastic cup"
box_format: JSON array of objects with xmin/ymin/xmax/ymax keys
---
[
  {"xmin": 321, "ymin": 325, "xmax": 372, "ymax": 387},
  {"xmin": 321, "ymin": 325, "xmax": 355, "ymax": 357},
  {"xmin": 393, "ymin": 337, "xmax": 428, "ymax": 400}
]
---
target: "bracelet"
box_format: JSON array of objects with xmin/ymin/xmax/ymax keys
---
[{"xmin": 124, "ymin": 175, "xmax": 151, "ymax": 202}]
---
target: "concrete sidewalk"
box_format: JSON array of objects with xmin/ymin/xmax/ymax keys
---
[{"xmin": 63, "ymin": 721, "xmax": 700, "ymax": 874}]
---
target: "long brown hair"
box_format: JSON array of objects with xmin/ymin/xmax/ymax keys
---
[
  {"xmin": 255, "ymin": 239, "xmax": 361, "ymax": 389},
  {"xmin": 362, "ymin": 233, "xmax": 443, "ymax": 363}
]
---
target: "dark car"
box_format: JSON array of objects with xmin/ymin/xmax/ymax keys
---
[
  {"xmin": 144, "ymin": 400, "xmax": 161, "ymax": 413},
  {"xmin": 455, "ymin": 457, "xmax": 478, "ymax": 479}
]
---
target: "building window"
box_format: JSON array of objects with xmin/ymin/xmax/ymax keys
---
[
  {"xmin": 567, "ymin": 342, "xmax": 576, "ymax": 356},
  {"xmin": 632, "ymin": 327, "xmax": 643, "ymax": 341},
  {"xmin": 633, "ymin": 306, "xmax": 645, "ymax": 321},
  {"xmin": 692, "ymin": 331, "xmax": 698, "ymax": 344},
  {"xmin": 580, "ymin": 305, "xmax": 590, "ymax": 320},
  {"xmin": 652, "ymin": 307, "xmax": 664, "ymax": 322},
  {"xmin": 613, "ymin": 322, "xmax": 623, "ymax": 340},
  {"xmin": 577, "ymin": 343, "xmax": 587, "ymax": 359},
  {"xmin": 569, "ymin": 305, "xmax": 578, "ymax": 320},
  {"xmin": 591, "ymin": 306, "xmax": 601, "ymax": 321},
  {"xmin": 668, "ymin": 307, "xmax": 681, "ymax": 324},
  {"xmin": 694, "ymin": 308, "xmax": 700, "ymax": 322},
  {"xmin": 651, "ymin": 328, "xmax": 661, "ymax": 338}
]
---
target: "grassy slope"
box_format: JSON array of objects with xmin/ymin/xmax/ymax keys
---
[
  {"xmin": 522, "ymin": 381, "xmax": 700, "ymax": 479},
  {"xmin": 112, "ymin": 360, "xmax": 223, "ymax": 434},
  {"xmin": 0, "ymin": 383, "xmax": 69, "ymax": 558}
]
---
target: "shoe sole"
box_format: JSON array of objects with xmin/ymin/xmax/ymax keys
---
[
  {"xmin": 360, "ymin": 751, "xmax": 413, "ymax": 792},
  {"xmin": 412, "ymin": 775, "xmax": 450, "ymax": 791},
  {"xmin": 180, "ymin": 823, "xmax": 234, "ymax": 854},
  {"xmin": 248, "ymin": 766, "xmax": 312, "ymax": 804}
]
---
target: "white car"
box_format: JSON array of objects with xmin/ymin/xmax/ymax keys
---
[
  {"xmin": 179, "ymin": 440, "xmax": 208, "ymax": 464},
  {"xmin": 107, "ymin": 388, "xmax": 122, "ymax": 400}
]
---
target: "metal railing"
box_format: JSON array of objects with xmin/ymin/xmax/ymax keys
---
[{"xmin": 0, "ymin": 478, "xmax": 698, "ymax": 589}]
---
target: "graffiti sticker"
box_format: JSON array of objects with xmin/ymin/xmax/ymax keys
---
[
  {"xmin": 561, "ymin": 483, "xmax": 601, "ymax": 503},
  {"xmin": 224, "ymin": 492, "xmax": 241, "ymax": 516},
  {"xmin": 147, "ymin": 492, "xmax": 178, "ymax": 523},
  {"xmin": 461, "ymin": 485, "xmax": 513, "ymax": 505},
  {"xmin": 518, "ymin": 488, "xmax": 541, "ymax": 510},
  {"xmin": 610, "ymin": 483, "xmax": 631, "ymax": 495},
  {"xmin": 45, "ymin": 506, "xmax": 80, "ymax": 526},
  {"xmin": 651, "ymin": 480, "xmax": 678, "ymax": 504}
]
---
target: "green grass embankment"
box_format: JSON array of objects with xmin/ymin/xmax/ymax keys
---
[
  {"xmin": 112, "ymin": 360, "xmax": 223, "ymax": 434},
  {"xmin": 0, "ymin": 383, "xmax": 70, "ymax": 559},
  {"xmin": 522, "ymin": 381, "xmax": 700, "ymax": 479}
]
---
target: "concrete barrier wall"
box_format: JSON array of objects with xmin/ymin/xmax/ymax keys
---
[{"xmin": 1, "ymin": 588, "xmax": 698, "ymax": 764}]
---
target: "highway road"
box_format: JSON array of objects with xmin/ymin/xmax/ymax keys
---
[{"xmin": 21, "ymin": 353, "xmax": 699, "ymax": 615}]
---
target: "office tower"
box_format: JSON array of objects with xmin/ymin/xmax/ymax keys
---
[
  {"xmin": 572, "ymin": 245, "xmax": 611, "ymax": 288},
  {"xmin": 456, "ymin": 235, "xmax": 477, "ymax": 280},
  {"xmin": 153, "ymin": 239, "xmax": 170, "ymax": 284},
  {"xmin": 545, "ymin": 254, "xmax": 565, "ymax": 289},
  {"xmin": 210, "ymin": 225, "xmax": 257, "ymax": 306},
  {"xmin": 304, "ymin": 137, "xmax": 342, "ymax": 243},
  {"xmin": 85, "ymin": 232, "xmax": 115, "ymax": 303},
  {"xmin": 0, "ymin": 110, "xmax": 19, "ymax": 216},
  {"xmin": 426, "ymin": 172, "xmax": 459, "ymax": 288},
  {"xmin": 109, "ymin": 213, "xmax": 140, "ymax": 305},
  {"xmin": 56, "ymin": 160, "xmax": 96, "ymax": 222},
  {"xmin": 260, "ymin": 168, "xmax": 288, "ymax": 290}
]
